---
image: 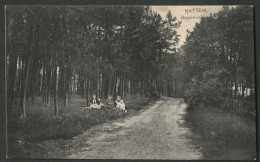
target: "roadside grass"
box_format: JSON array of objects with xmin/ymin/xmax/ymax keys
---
[
  {"xmin": 185, "ymin": 105, "xmax": 256, "ymax": 160},
  {"xmin": 7, "ymin": 93, "xmax": 153, "ymax": 158}
]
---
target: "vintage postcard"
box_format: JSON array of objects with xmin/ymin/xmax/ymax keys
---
[{"xmin": 5, "ymin": 5, "xmax": 256, "ymax": 160}]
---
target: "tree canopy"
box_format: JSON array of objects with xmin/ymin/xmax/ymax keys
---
[
  {"xmin": 6, "ymin": 6, "xmax": 181, "ymax": 118},
  {"xmin": 182, "ymin": 6, "xmax": 254, "ymax": 107}
]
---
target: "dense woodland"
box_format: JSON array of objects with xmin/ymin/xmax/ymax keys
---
[
  {"xmin": 6, "ymin": 6, "xmax": 255, "ymax": 118},
  {"xmin": 6, "ymin": 6, "xmax": 182, "ymax": 118},
  {"xmin": 182, "ymin": 6, "xmax": 255, "ymax": 108}
]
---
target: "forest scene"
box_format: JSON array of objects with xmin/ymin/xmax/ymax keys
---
[{"xmin": 6, "ymin": 5, "xmax": 256, "ymax": 159}]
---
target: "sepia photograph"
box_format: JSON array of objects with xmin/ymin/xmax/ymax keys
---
[{"xmin": 5, "ymin": 5, "xmax": 256, "ymax": 160}]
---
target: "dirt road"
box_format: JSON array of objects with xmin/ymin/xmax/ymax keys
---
[{"xmin": 67, "ymin": 97, "xmax": 202, "ymax": 159}]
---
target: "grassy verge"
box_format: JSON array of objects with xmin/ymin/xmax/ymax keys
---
[
  {"xmin": 184, "ymin": 105, "xmax": 256, "ymax": 160},
  {"xmin": 7, "ymin": 93, "xmax": 154, "ymax": 158}
]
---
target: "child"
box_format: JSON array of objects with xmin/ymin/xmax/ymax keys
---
[
  {"xmin": 89, "ymin": 94, "xmax": 101, "ymax": 109},
  {"xmin": 115, "ymin": 96, "xmax": 127, "ymax": 112},
  {"xmin": 105, "ymin": 95, "xmax": 114, "ymax": 109}
]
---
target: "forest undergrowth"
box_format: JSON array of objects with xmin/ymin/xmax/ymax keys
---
[
  {"xmin": 7, "ymin": 93, "xmax": 155, "ymax": 158},
  {"xmin": 184, "ymin": 104, "xmax": 256, "ymax": 160}
]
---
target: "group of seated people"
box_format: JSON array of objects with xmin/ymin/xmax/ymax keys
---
[{"xmin": 89, "ymin": 94, "xmax": 127, "ymax": 112}]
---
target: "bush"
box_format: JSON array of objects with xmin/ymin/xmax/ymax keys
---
[
  {"xmin": 184, "ymin": 79, "xmax": 203, "ymax": 109},
  {"xmin": 184, "ymin": 68, "xmax": 227, "ymax": 109}
]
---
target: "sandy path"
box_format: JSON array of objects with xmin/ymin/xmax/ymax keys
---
[{"xmin": 67, "ymin": 97, "xmax": 202, "ymax": 159}]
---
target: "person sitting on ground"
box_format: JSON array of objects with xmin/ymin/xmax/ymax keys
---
[
  {"xmin": 114, "ymin": 96, "xmax": 127, "ymax": 112},
  {"xmin": 89, "ymin": 94, "xmax": 101, "ymax": 109},
  {"xmin": 105, "ymin": 95, "xmax": 114, "ymax": 109}
]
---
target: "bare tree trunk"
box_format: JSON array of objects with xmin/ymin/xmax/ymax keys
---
[
  {"xmin": 42, "ymin": 66, "xmax": 46, "ymax": 104},
  {"xmin": 19, "ymin": 61, "xmax": 24, "ymax": 117},
  {"xmin": 122, "ymin": 68, "xmax": 125, "ymax": 98},
  {"xmin": 63, "ymin": 67, "xmax": 68, "ymax": 107},
  {"xmin": 234, "ymin": 74, "xmax": 238, "ymax": 96},
  {"xmin": 108, "ymin": 74, "xmax": 112, "ymax": 96},
  {"xmin": 128, "ymin": 80, "xmax": 131, "ymax": 93},
  {"xmin": 47, "ymin": 54, "xmax": 52, "ymax": 106},
  {"xmin": 100, "ymin": 73, "xmax": 103, "ymax": 99},
  {"xmin": 7, "ymin": 43, "xmax": 17, "ymax": 111},
  {"xmin": 78, "ymin": 72, "xmax": 81, "ymax": 95},
  {"xmin": 19, "ymin": 27, "xmax": 35, "ymax": 118},
  {"xmin": 242, "ymin": 83, "xmax": 245, "ymax": 97},
  {"xmin": 174, "ymin": 79, "xmax": 177, "ymax": 96},
  {"xmin": 54, "ymin": 52, "xmax": 58, "ymax": 116},
  {"xmin": 20, "ymin": 49, "xmax": 32, "ymax": 118},
  {"xmin": 82, "ymin": 76, "xmax": 86, "ymax": 98},
  {"xmin": 103, "ymin": 72, "xmax": 109, "ymax": 99},
  {"xmin": 97, "ymin": 74, "xmax": 100, "ymax": 98},
  {"xmin": 18, "ymin": 57, "xmax": 22, "ymax": 95},
  {"xmin": 158, "ymin": 75, "xmax": 161, "ymax": 96},
  {"xmin": 112, "ymin": 72, "xmax": 117, "ymax": 98},
  {"xmin": 73, "ymin": 71, "xmax": 76, "ymax": 93},
  {"xmin": 116, "ymin": 77, "xmax": 120, "ymax": 96},
  {"xmin": 86, "ymin": 74, "xmax": 89, "ymax": 106}
]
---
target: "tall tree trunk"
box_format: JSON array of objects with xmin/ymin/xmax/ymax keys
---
[
  {"xmin": 86, "ymin": 74, "xmax": 89, "ymax": 106},
  {"xmin": 82, "ymin": 76, "xmax": 86, "ymax": 98},
  {"xmin": 99, "ymin": 74, "xmax": 101, "ymax": 99},
  {"xmin": 78, "ymin": 72, "xmax": 81, "ymax": 95},
  {"xmin": 167, "ymin": 81, "xmax": 171, "ymax": 97},
  {"xmin": 47, "ymin": 54, "xmax": 52, "ymax": 106},
  {"xmin": 63, "ymin": 67, "xmax": 67, "ymax": 107},
  {"xmin": 96, "ymin": 74, "xmax": 99, "ymax": 98},
  {"xmin": 73, "ymin": 71, "xmax": 76, "ymax": 93},
  {"xmin": 54, "ymin": 52, "xmax": 58, "ymax": 116},
  {"xmin": 234, "ymin": 72, "xmax": 238, "ymax": 97},
  {"xmin": 242, "ymin": 83, "xmax": 245, "ymax": 97},
  {"xmin": 104, "ymin": 72, "xmax": 109, "ymax": 99},
  {"xmin": 31, "ymin": 59, "xmax": 39, "ymax": 104},
  {"xmin": 116, "ymin": 77, "xmax": 121, "ymax": 96},
  {"xmin": 20, "ymin": 50, "xmax": 32, "ymax": 118},
  {"xmin": 19, "ymin": 61, "xmax": 24, "ymax": 117},
  {"xmin": 174, "ymin": 79, "xmax": 177, "ymax": 96},
  {"xmin": 18, "ymin": 57, "xmax": 22, "ymax": 96},
  {"xmin": 108, "ymin": 73, "xmax": 112, "ymax": 96},
  {"xmin": 111, "ymin": 72, "xmax": 116, "ymax": 98},
  {"xmin": 128, "ymin": 80, "xmax": 131, "ymax": 93},
  {"xmin": 122, "ymin": 68, "xmax": 125, "ymax": 98},
  {"xmin": 115, "ymin": 76, "xmax": 119, "ymax": 97},
  {"xmin": 7, "ymin": 43, "xmax": 17, "ymax": 111},
  {"xmin": 19, "ymin": 26, "xmax": 34, "ymax": 118},
  {"xmin": 158, "ymin": 75, "xmax": 161, "ymax": 96},
  {"xmin": 42, "ymin": 66, "xmax": 46, "ymax": 104}
]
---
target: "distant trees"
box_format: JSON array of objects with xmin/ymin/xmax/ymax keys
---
[
  {"xmin": 7, "ymin": 5, "xmax": 253, "ymax": 117},
  {"xmin": 6, "ymin": 6, "xmax": 181, "ymax": 118},
  {"xmin": 182, "ymin": 6, "xmax": 254, "ymax": 108}
]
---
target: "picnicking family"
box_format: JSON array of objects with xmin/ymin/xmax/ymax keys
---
[{"xmin": 87, "ymin": 94, "xmax": 127, "ymax": 112}]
